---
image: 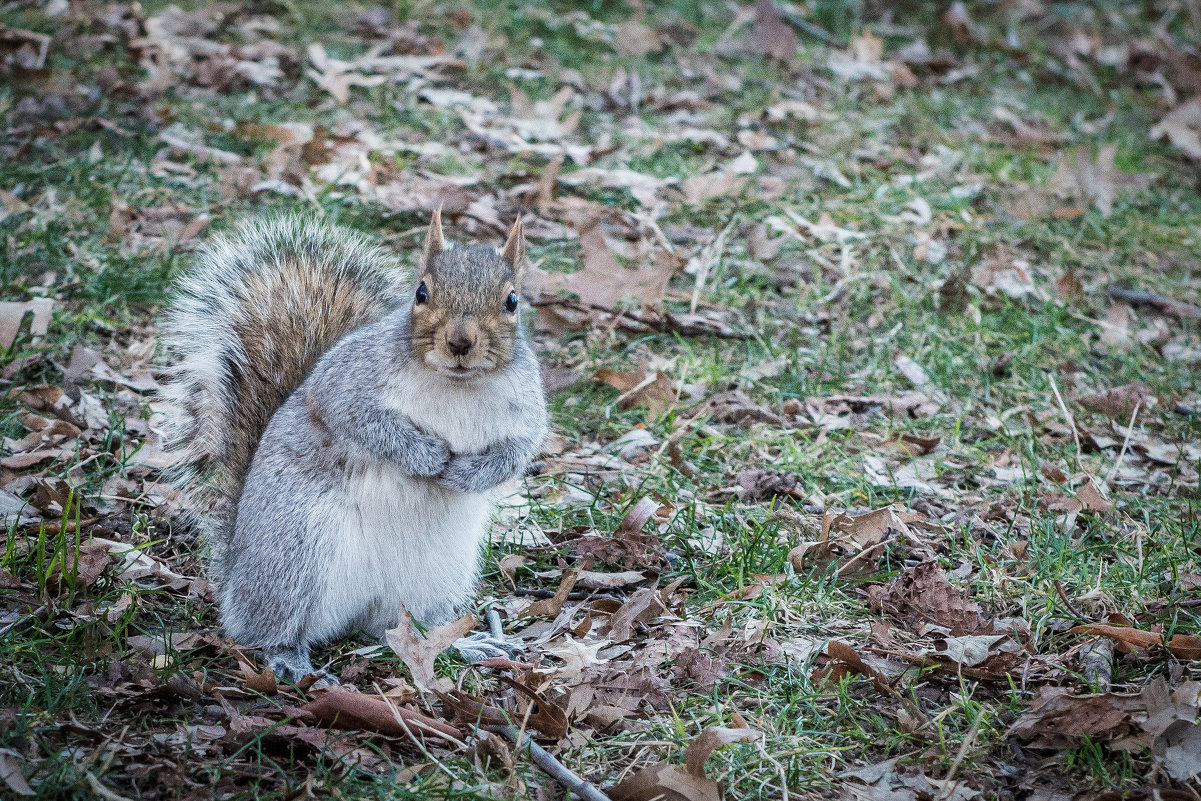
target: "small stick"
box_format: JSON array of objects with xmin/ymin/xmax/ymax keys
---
[
  {"xmin": 1102, "ymin": 399, "xmax": 1141, "ymax": 492},
  {"xmin": 1047, "ymin": 372, "xmax": 1082, "ymax": 471},
  {"xmin": 1055, "ymin": 580, "xmax": 1085, "ymax": 621},
  {"xmin": 486, "ymin": 724, "xmax": 612, "ymax": 801},
  {"xmin": 486, "ymin": 608, "xmax": 504, "ymax": 639}
]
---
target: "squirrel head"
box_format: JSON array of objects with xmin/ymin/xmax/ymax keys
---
[{"xmin": 409, "ymin": 210, "xmax": 528, "ymax": 381}]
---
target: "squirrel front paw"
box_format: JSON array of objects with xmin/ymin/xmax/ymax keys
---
[
  {"xmin": 437, "ymin": 453, "xmax": 491, "ymax": 493},
  {"xmin": 404, "ymin": 432, "xmax": 451, "ymax": 477}
]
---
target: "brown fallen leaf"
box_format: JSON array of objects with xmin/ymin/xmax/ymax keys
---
[
  {"xmin": 1047, "ymin": 144, "xmax": 1155, "ymax": 217},
  {"xmin": 527, "ymin": 569, "xmax": 578, "ymax": 618},
  {"xmin": 608, "ymin": 583, "xmax": 662, "ymax": 644},
  {"xmin": 737, "ymin": 468, "xmax": 803, "ymax": 502},
  {"xmin": 235, "ymin": 652, "xmax": 279, "ymax": 695},
  {"xmin": 868, "ymin": 560, "xmax": 992, "ymax": 636},
  {"xmin": 384, "ymin": 610, "xmax": 475, "ymax": 692},
  {"xmin": 526, "ymin": 212, "xmax": 677, "ymax": 316},
  {"xmin": 789, "ymin": 505, "xmax": 923, "ymax": 574},
  {"xmin": 812, "ymin": 640, "xmax": 896, "ymax": 696},
  {"xmin": 302, "ymin": 687, "xmax": 463, "ymax": 742},
  {"xmin": 1078, "ymin": 381, "xmax": 1156, "ymax": 419},
  {"xmin": 1009, "ymin": 685, "xmax": 1143, "ymax": 750},
  {"xmin": 610, "ymin": 725, "xmax": 761, "ymax": 801},
  {"xmin": 596, "ymin": 361, "xmax": 679, "ymax": 419},
  {"xmin": 49, "ymin": 542, "xmax": 116, "ymax": 593},
  {"xmin": 1071, "ymin": 624, "xmax": 1201, "ymax": 661},
  {"xmin": 1140, "ymin": 679, "xmax": 1201, "ymax": 781},
  {"xmin": 696, "ymin": 391, "xmax": 782, "ymax": 425}
]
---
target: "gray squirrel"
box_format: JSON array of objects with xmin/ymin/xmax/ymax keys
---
[{"xmin": 162, "ymin": 211, "xmax": 548, "ymax": 681}]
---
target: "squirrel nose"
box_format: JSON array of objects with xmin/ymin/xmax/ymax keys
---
[{"xmin": 447, "ymin": 333, "xmax": 474, "ymax": 357}]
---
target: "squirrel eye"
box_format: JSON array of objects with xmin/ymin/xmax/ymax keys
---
[
  {"xmin": 504, "ymin": 291, "xmax": 518, "ymax": 313},
  {"xmin": 415, "ymin": 282, "xmax": 428, "ymax": 305}
]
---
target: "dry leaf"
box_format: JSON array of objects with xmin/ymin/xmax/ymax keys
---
[
  {"xmin": 1149, "ymin": 99, "xmax": 1201, "ymax": 160},
  {"xmin": 1078, "ymin": 382, "xmax": 1155, "ymax": 419},
  {"xmin": 0, "ymin": 749, "xmax": 33, "ymax": 797},
  {"xmin": 1047, "ymin": 144, "xmax": 1154, "ymax": 217},
  {"xmin": 1009, "ymin": 685, "xmax": 1143, "ymax": 749},
  {"xmin": 610, "ymin": 725, "xmax": 760, "ymax": 801},
  {"xmin": 681, "ymin": 171, "xmax": 749, "ymax": 205},
  {"xmin": 302, "ymin": 687, "xmax": 463, "ymax": 741},
  {"xmin": 608, "ymin": 584, "xmax": 662, "ymax": 643},
  {"xmin": 384, "ymin": 610, "xmax": 475, "ymax": 692},
  {"xmin": 868, "ymin": 560, "xmax": 992, "ymax": 636},
  {"xmin": 527, "ymin": 569, "xmax": 578, "ymax": 618},
  {"xmin": 0, "ymin": 299, "xmax": 53, "ymax": 349},
  {"xmin": 526, "ymin": 215, "xmax": 677, "ymax": 314},
  {"xmin": 236, "ymin": 654, "xmax": 279, "ymax": 695}
]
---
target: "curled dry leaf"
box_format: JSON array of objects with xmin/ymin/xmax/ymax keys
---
[
  {"xmin": 789, "ymin": 505, "xmax": 924, "ymax": 574},
  {"xmin": 608, "ymin": 583, "xmax": 663, "ymax": 644},
  {"xmin": 526, "ymin": 213, "xmax": 678, "ymax": 323},
  {"xmin": 609, "ymin": 725, "xmax": 761, "ymax": 801},
  {"xmin": 1009, "ymin": 685, "xmax": 1143, "ymax": 750},
  {"xmin": 1070, "ymin": 624, "xmax": 1201, "ymax": 661},
  {"xmin": 302, "ymin": 687, "xmax": 463, "ymax": 742},
  {"xmin": 1077, "ymin": 381, "xmax": 1156, "ymax": 419},
  {"xmin": 0, "ymin": 748, "xmax": 34, "ymax": 797},
  {"xmin": 812, "ymin": 640, "xmax": 895, "ymax": 696},
  {"xmin": 595, "ymin": 361, "xmax": 678, "ymax": 419},
  {"xmin": 738, "ymin": 467, "xmax": 803, "ymax": 502},
  {"xmin": 384, "ymin": 609, "xmax": 475, "ymax": 692},
  {"xmin": 1047, "ymin": 144, "xmax": 1154, "ymax": 217}
]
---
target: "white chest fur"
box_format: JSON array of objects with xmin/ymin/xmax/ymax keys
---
[
  {"xmin": 378, "ymin": 367, "xmax": 525, "ymax": 452},
  {"xmin": 307, "ymin": 460, "xmax": 490, "ymax": 640}
]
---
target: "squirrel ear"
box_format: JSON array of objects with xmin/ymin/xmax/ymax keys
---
[
  {"xmin": 501, "ymin": 216, "xmax": 526, "ymax": 276},
  {"xmin": 423, "ymin": 207, "xmax": 445, "ymax": 264}
]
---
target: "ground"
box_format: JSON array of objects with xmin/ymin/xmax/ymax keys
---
[{"xmin": 1, "ymin": 0, "xmax": 1200, "ymax": 799}]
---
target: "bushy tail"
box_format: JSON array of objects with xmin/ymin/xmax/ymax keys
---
[{"xmin": 161, "ymin": 216, "xmax": 408, "ymax": 538}]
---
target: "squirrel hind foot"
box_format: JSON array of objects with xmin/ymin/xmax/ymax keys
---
[
  {"xmin": 451, "ymin": 632, "xmax": 526, "ymax": 663},
  {"xmin": 264, "ymin": 644, "xmax": 335, "ymax": 685}
]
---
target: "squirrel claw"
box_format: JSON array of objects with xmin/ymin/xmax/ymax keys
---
[
  {"xmin": 452, "ymin": 633, "xmax": 525, "ymax": 663},
  {"xmin": 265, "ymin": 645, "xmax": 335, "ymax": 685}
]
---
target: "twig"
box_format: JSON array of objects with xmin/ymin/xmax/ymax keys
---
[
  {"xmin": 777, "ymin": 7, "xmax": 844, "ymax": 45},
  {"xmin": 1054, "ymin": 580, "xmax": 1085, "ymax": 621},
  {"xmin": 1102, "ymin": 399, "xmax": 1141, "ymax": 492},
  {"xmin": 1108, "ymin": 285, "xmax": 1201, "ymax": 319},
  {"xmin": 940, "ymin": 714, "xmax": 983, "ymax": 798},
  {"xmin": 485, "ymin": 608, "xmax": 504, "ymax": 639},
  {"xmin": 689, "ymin": 220, "xmax": 733, "ymax": 314},
  {"xmin": 1047, "ymin": 372, "xmax": 1082, "ymax": 471},
  {"xmin": 0, "ymin": 604, "xmax": 50, "ymax": 638},
  {"xmin": 512, "ymin": 587, "xmax": 623, "ymax": 603},
  {"xmin": 486, "ymin": 724, "xmax": 612, "ymax": 801},
  {"xmin": 375, "ymin": 683, "xmax": 465, "ymax": 782},
  {"xmin": 757, "ymin": 740, "xmax": 790, "ymax": 801}
]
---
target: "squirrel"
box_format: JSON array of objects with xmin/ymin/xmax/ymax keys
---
[{"xmin": 161, "ymin": 211, "xmax": 548, "ymax": 681}]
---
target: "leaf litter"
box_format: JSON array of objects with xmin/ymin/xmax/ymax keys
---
[{"xmin": 2, "ymin": 0, "xmax": 1200, "ymax": 799}]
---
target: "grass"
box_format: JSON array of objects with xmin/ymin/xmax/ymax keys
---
[{"xmin": 1, "ymin": 0, "xmax": 1199, "ymax": 798}]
